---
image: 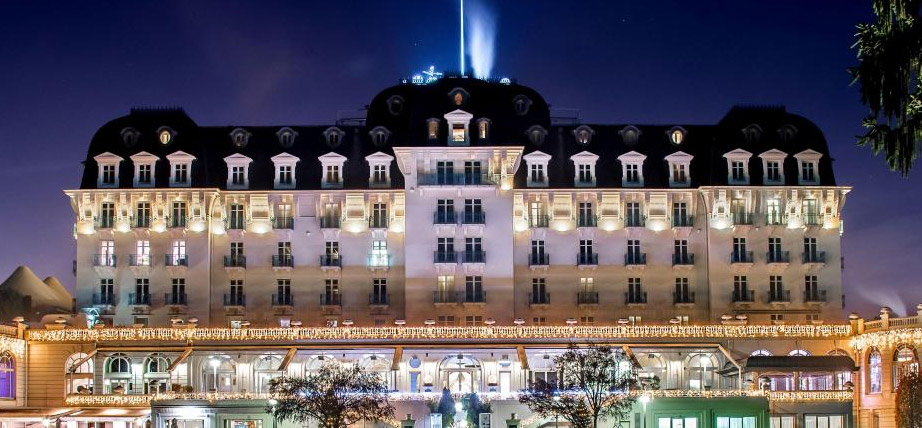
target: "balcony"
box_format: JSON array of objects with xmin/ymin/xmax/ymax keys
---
[
  {"xmin": 368, "ymin": 293, "xmax": 390, "ymax": 308},
  {"xmin": 320, "ymin": 254, "xmax": 342, "ymax": 269},
  {"xmin": 805, "ymin": 290, "xmax": 828, "ymax": 305},
  {"xmin": 577, "ymin": 292, "xmax": 599, "ymax": 306},
  {"xmin": 169, "ymin": 217, "xmax": 187, "ymax": 229},
  {"xmin": 433, "ymin": 251, "xmax": 458, "ymax": 264},
  {"xmin": 223, "ymin": 255, "xmax": 246, "ymax": 269},
  {"xmin": 731, "ymin": 290, "xmax": 755, "ymax": 305},
  {"xmin": 319, "ymin": 216, "xmax": 341, "ymax": 229},
  {"xmin": 673, "ymin": 215, "xmax": 694, "ymax": 228},
  {"xmin": 673, "ymin": 291, "xmax": 695, "ymax": 307},
  {"xmin": 767, "ymin": 251, "xmax": 790, "ymax": 264},
  {"xmin": 462, "ymin": 211, "xmax": 486, "ymax": 225},
  {"xmin": 803, "ymin": 213, "xmax": 823, "ymax": 226},
  {"xmin": 765, "ymin": 213, "xmax": 786, "ymax": 226},
  {"xmin": 165, "ymin": 254, "xmax": 188, "ymax": 267},
  {"xmin": 625, "ymin": 292, "xmax": 648, "ymax": 306},
  {"xmin": 224, "ymin": 294, "xmax": 246, "ymax": 308},
  {"xmin": 368, "ymin": 216, "xmax": 389, "ymax": 229},
  {"xmin": 672, "ymin": 253, "xmax": 695, "ymax": 267},
  {"xmin": 433, "ymin": 211, "xmax": 457, "ymax": 224},
  {"xmin": 577, "ymin": 215, "xmax": 597, "ymax": 228},
  {"xmin": 272, "ymin": 294, "xmax": 294, "ymax": 307},
  {"xmin": 96, "ymin": 217, "xmax": 116, "ymax": 229},
  {"xmin": 768, "ymin": 290, "xmax": 791, "ymax": 305},
  {"xmin": 273, "ymin": 217, "xmax": 294, "ymax": 230},
  {"xmin": 625, "ymin": 215, "xmax": 646, "ymax": 228},
  {"xmin": 93, "ymin": 254, "xmax": 117, "ymax": 267},
  {"xmin": 226, "ymin": 218, "xmax": 245, "ymax": 230},
  {"xmin": 433, "ymin": 291, "xmax": 457, "ymax": 305},
  {"xmin": 731, "ymin": 212, "xmax": 754, "ymax": 226},
  {"xmin": 528, "ymin": 253, "xmax": 550, "ymax": 267},
  {"xmin": 577, "ymin": 253, "xmax": 598, "ymax": 267},
  {"xmin": 128, "ymin": 254, "xmax": 151, "ymax": 267},
  {"xmin": 730, "ymin": 251, "xmax": 754, "ymax": 264},
  {"xmin": 529, "ymin": 215, "xmax": 550, "ymax": 228},
  {"xmin": 134, "ymin": 217, "xmax": 151, "ymax": 229},
  {"xmin": 460, "ymin": 290, "xmax": 486, "ymax": 305},
  {"xmin": 529, "ymin": 292, "xmax": 550, "ymax": 307},
  {"xmin": 128, "ymin": 293, "xmax": 151, "ymax": 308},
  {"xmin": 367, "ymin": 253, "xmax": 390, "ymax": 269},
  {"xmin": 624, "ymin": 252, "xmax": 647, "ymax": 268},
  {"xmin": 92, "ymin": 293, "xmax": 115, "ymax": 307},
  {"xmin": 320, "ymin": 294, "xmax": 342, "ymax": 313},
  {"xmin": 802, "ymin": 251, "xmax": 827, "ymax": 267},
  {"xmin": 272, "ymin": 255, "xmax": 294, "ymax": 269},
  {"xmin": 418, "ymin": 173, "xmax": 497, "ymax": 186},
  {"xmin": 164, "ymin": 293, "xmax": 187, "ymax": 307},
  {"xmin": 462, "ymin": 251, "xmax": 486, "ymax": 264}
]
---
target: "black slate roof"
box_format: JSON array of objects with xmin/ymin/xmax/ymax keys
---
[{"xmin": 78, "ymin": 78, "xmax": 837, "ymax": 190}]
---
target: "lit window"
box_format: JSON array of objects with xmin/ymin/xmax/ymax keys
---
[
  {"xmin": 868, "ymin": 350, "xmax": 882, "ymax": 393},
  {"xmin": 159, "ymin": 129, "xmax": 172, "ymax": 144},
  {"xmin": 326, "ymin": 165, "xmax": 340, "ymax": 184},
  {"xmin": 477, "ymin": 119, "xmax": 489, "ymax": 140},
  {"xmin": 452, "ymin": 124, "xmax": 466, "ymax": 142},
  {"xmin": 0, "ymin": 352, "xmax": 14, "ymax": 399},
  {"xmin": 670, "ymin": 129, "xmax": 684, "ymax": 145},
  {"xmin": 573, "ymin": 126, "xmax": 594, "ymax": 145},
  {"xmin": 428, "ymin": 119, "xmax": 439, "ymax": 139}
]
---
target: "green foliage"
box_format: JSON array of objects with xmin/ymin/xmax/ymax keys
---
[
  {"xmin": 851, "ymin": 0, "xmax": 922, "ymax": 175},
  {"xmin": 464, "ymin": 393, "xmax": 491, "ymax": 428},
  {"xmin": 437, "ymin": 387, "xmax": 456, "ymax": 427},
  {"xmin": 267, "ymin": 364, "xmax": 395, "ymax": 428},
  {"xmin": 519, "ymin": 343, "xmax": 637, "ymax": 428},
  {"xmin": 896, "ymin": 370, "xmax": 922, "ymax": 428}
]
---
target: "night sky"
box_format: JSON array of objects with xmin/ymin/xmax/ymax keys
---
[{"xmin": 1, "ymin": 1, "xmax": 918, "ymax": 318}]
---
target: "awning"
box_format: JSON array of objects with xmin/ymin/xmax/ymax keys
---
[
  {"xmin": 0, "ymin": 408, "xmax": 77, "ymax": 422},
  {"xmin": 744, "ymin": 356, "xmax": 857, "ymax": 372},
  {"xmin": 63, "ymin": 408, "xmax": 151, "ymax": 420}
]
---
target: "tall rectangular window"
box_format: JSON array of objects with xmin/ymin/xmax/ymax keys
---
[
  {"xmin": 138, "ymin": 164, "xmax": 152, "ymax": 184},
  {"xmin": 465, "ymin": 276, "xmax": 483, "ymax": 301},
  {"xmin": 229, "ymin": 204, "xmax": 244, "ymax": 229},
  {"xmin": 578, "ymin": 202, "xmax": 594, "ymax": 226},
  {"xmin": 464, "ymin": 161, "xmax": 482, "ymax": 184},
  {"xmin": 102, "ymin": 165, "xmax": 117, "ymax": 184},
  {"xmin": 136, "ymin": 240, "xmax": 150, "ymax": 266},
  {"xmin": 672, "ymin": 163, "xmax": 688, "ymax": 183},
  {"xmin": 173, "ymin": 163, "xmax": 188, "ymax": 184},
  {"xmin": 766, "ymin": 199, "xmax": 783, "ymax": 224},
  {"xmin": 325, "ymin": 165, "xmax": 340, "ymax": 184},
  {"xmin": 768, "ymin": 237, "xmax": 782, "ymax": 258},
  {"xmin": 731, "ymin": 161, "xmax": 746, "ymax": 181},
  {"xmin": 136, "ymin": 202, "xmax": 151, "ymax": 228},
  {"xmin": 372, "ymin": 278, "xmax": 387, "ymax": 302},
  {"xmin": 231, "ymin": 166, "xmax": 245, "ymax": 185},
  {"xmin": 803, "ymin": 199, "xmax": 820, "ymax": 225},
  {"xmin": 804, "ymin": 237, "xmax": 818, "ymax": 257},
  {"xmin": 675, "ymin": 278, "xmax": 690, "ymax": 300},
  {"xmin": 371, "ymin": 203, "xmax": 388, "ymax": 228},
  {"xmin": 672, "ymin": 202, "xmax": 689, "ymax": 226},
  {"xmin": 532, "ymin": 278, "xmax": 547, "ymax": 303},
  {"xmin": 171, "ymin": 278, "xmax": 185, "ymax": 302},
  {"xmin": 171, "ymin": 240, "xmax": 186, "ymax": 265},
  {"xmin": 436, "ymin": 161, "xmax": 454, "ymax": 184},
  {"xmin": 530, "ymin": 163, "xmax": 545, "ymax": 183},
  {"xmin": 171, "ymin": 201, "xmax": 187, "ymax": 228},
  {"xmin": 99, "ymin": 202, "xmax": 115, "ymax": 228},
  {"xmin": 770, "ymin": 276, "xmax": 784, "ymax": 299},
  {"xmin": 99, "ymin": 278, "xmax": 114, "ymax": 299},
  {"xmin": 625, "ymin": 202, "xmax": 642, "ymax": 226},
  {"xmin": 135, "ymin": 278, "xmax": 149, "ymax": 298},
  {"xmin": 372, "ymin": 165, "xmax": 387, "ymax": 183},
  {"xmin": 801, "ymin": 162, "xmax": 816, "ymax": 182},
  {"xmin": 766, "ymin": 161, "xmax": 781, "ymax": 182},
  {"xmin": 625, "ymin": 164, "xmax": 640, "ymax": 183},
  {"xmin": 577, "ymin": 164, "xmax": 592, "ymax": 183},
  {"xmin": 279, "ymin": 165, "xmax": 293, "ymax": 185}
]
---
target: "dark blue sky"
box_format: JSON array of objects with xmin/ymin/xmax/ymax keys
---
[{"xmin": 1, "ymin": 0, "xmax": 918, "ymax": 318}]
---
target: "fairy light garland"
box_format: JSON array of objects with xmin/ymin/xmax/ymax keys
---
[
  {"xmin": 28, "ymin": 324, "xmax": 852, "ymax": 343},
  {"xmin": 0, "ymin": 336, "xmax": 26, "ymax": 358},
  {"xmin": 851, "ymin": 328, "xmax": 922, "ymax": 351}
]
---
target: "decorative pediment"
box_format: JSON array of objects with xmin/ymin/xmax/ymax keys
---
[
  {"xmin": 617, "ymin": 151, "xmax": 648, "ymax": 163},
  {"xmin": 129, "ymin": 151, "xmax": 159, "ymax": 163},
  {"xmin": 319, "ymin": 152, "xmax": 348, "ymax": 163},
  {"xmin": 664, "ymin": 151, "xmax": 693, "ymax": 163},
  {"xmin": 224, "ymin": 153, "xmax": 253, "ymax": 164},
  {"xmin": 443, "ymin": 109, "xmax": 474, "ymax": 122},
  {"xmin": 365, "ymin": 152, "xmax": 395, "ymax": 163},
  {"xmin": 758, "ymin": 149, "xmax": 788, "ymax": 160},
  {"xmin": 94, "ymin": 152, "xmax": 124, "ymax": 163},
  {"xmin": 723, "ymin": 148, "xmax": 753, "ymax": 159},
  {"xmin": 271, "ymin": 152, "xmax": 300, "ymax": 164},
  {"xmin": 794, "ymin": 149, "xmax": 823, "ymax": 160},
  {"xmin": 523, "ymin": 151, "xmax": 552, "ymax": 162},
  {"xmin": 570, "ymin": 151, "xmax": 600, "ymax": 163},
  {"xmin": 166, "ymin": 151, "xmax": 196, "ymax": 162}
]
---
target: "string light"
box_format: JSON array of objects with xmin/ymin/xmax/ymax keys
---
[
  {"xmin": 851, "ymin": 327, "xmax": 922, "ymax": 350},
  {"xmin": 0, "ymin": 336, "xmax": 26, "ymax": 358}
]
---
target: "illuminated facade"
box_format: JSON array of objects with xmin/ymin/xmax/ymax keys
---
[{"xmin": 2, "ymin": 76, "xmax": 911, "ymax": 428}]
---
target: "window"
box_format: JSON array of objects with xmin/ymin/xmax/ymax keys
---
[
  {"xmin": 526, "ymin": 125, "xmax": 547, "ymax": 145},
  {"xmin": 326, "ymin": 165, "xmax": 340, "ymax": 184},
  {"xmin": 464, "ymin": 199, "xmax": 483, "ymax": 223},
  {"xmin": 619, "ymin": 126, "xmax": 641, "ymax": 145},
  {"xmin": 766, "ymin": 161, "xmax": 781, "ymax": 182},
  {"xmin": 716, "ymin": 417, "xmax": 757, "ymax": 428},
  {"xmin": 868, "ymin": 349, "xmax": 882, "ymax": 393},
  {"xmin": 464, "ymin": 237, "xmax": 484, "ymax": 263},
  {"xmin": 279, "ymin": 166, "xmax": 292, "ymax": 185},
  {"xmin": 438, "ymin": 315, "xmax": 455, "ymax": 326},
  {"xmin": 672, "ymin": 163, "xmax": 687, "ymax": 183},
  {"xmin": 464, "ymin": 161, "xmax": 482, "ymax": 185},
  {"xmin": 0, "ymin": 352, "xmax": 14, "ymax": 398},
  {"xmin": 465, "ymin": 315, "xmax": 483, "ymax": 326},
  {"xmin": 437, "ymin": 238, "xmax": 455, "ymax": 262},
  {"xmin": 158, "ymin": 129, "xmax": 173, "ymax": 144},
  {"xmin": 171, "ymin": 202, "xmax": 187, "ymax": 228},
  {"xmin": 370, "ymin": 240, "xmax": 388, "ymax": 267},
  {"xmin": 102, "ymin": 165, "xmax": 116, "ymax": 184},
  {"xmin": 513, "ymin": 95, "xmax": 532, "ymax": 115},
  {"xmin": 138, "ymin": 164, "xmax": 152, "ymax": 184},
  {"xmin": 277, "ymin": 127, "xmax": 297, "ymax": 147},
  {"xmin": 373, "ymin": 165, "xmax": 386, "ymax": 183},
  {"xmin": 733, "ymin": 275, "xmax": 749, "ymax": 300},
  {"xmin": 732, "ymin": 237, "xmax": 748, "ymax": 261},
  {"xmin": 452, "ymin": 124, "xmax": 466, "ymax": 142},
  {"xmin": 427, "ymin": 119, "xmax": 439, "ymax": 139},
  {"xmin": 99, "ymin": 202, "xmax": 116, "ymax": 228},
  {"xmin": 724, "ymin": 149, "xmax": 752, "ymax": 184},
  {"xmin": 766, "ymin": 199, "xmax": 783, "ymax": 224},
  {"xmin": 580, "ymin": 316, "xmax": 595, "ymax": 325},
  {"xmin": 324, "ymin": 127, "xmax": 344, "ymax": 147},
  {"xmin": 579, "ymin": 239, "xmax": 595, "ymax": 264},
  {"xmin": 387, "ymin": 95, "xmax": 405, "ymax": 115},
  {"xmin": 436, "ymin": 161, "xmax": 454, "ymax": 184},
  {"xmin": 230, "ymin": 128, "xmax": 251, "ymax": 147},
  {"xmin": 228, "ymin": 279, "xmax": 244, "ymax": 306},
  {"xmin": 578, "ymin": 164, "xmax": 592, "ymax": 183},
  {"xmin": 794, "ymin": 149, "xmax": 822, "ymax": 184},
  {"xmin": 135, "ymin": 202, "xmax": 151, "ymax": 228},
  {"xmin": 801, "ymin": 162, "xmax": 816, "ymax": 182},
  {"xmin": 107, "ymin": 354, "xmax": 131, "ymax": 374},
  {"xmin": 443, "ymin": 110, "xmax": 472, "ymax": 145},
  {"xmin": 668, "ymin": 127, "xmax": 686, "ymax": 145},
  {"xmin": 230, "ymin": 241, "xmax": 244, "ymax": 261},
  {"xmin": 675, "ymin": 277, "xmax": 690, "ymax": 302},
  {"xmin": 96, "ymin": 153, "xmax": 124, "ymax": 187},
  {"xmin": 166, "ymin": 151, "xmax": 195, "ymax": 187},
  {"xmin": 625, "ymin": 202, "xmax": 643, "ymax": 227},
  {"xmin": 169, "ymin": 278, "xmax": 185, "ymax": 304},
  {"xmin": 477, "ymin": 119, "xmax": 490, "ymax": 140},
  {"xmin": 731, "ymin": 161, "xmax": 745, "ymax": 181},
  {"xmin": 573, "ymin": 126, "xmax": 594, "ymax": 145},
  {"xmin": 272, "ymin": 153, "xmax": 301, "ymax": 188},
  {"xmin": 658, "ymin": 418, "xmax": 697, "ymax": 428},
  {"xmin": 627, "ymin": 278, "xmax": 643, "ymax": 301},
  {"xmin": 532, "ymin": 278, "xmax": 547, "ymax": 303},
  {"xmin": 464, "ymin": 276, "xmax": 483, "ymax": 302},
  {"xmin": 228, "ymin": 204, "xmax": 245, "ymax": 229},
  {"xmin": 532, "ymin": 317, "xmax": 547, "ymax": 326},
  {"xmin": 805, "ymin": 416, "xmax": 844, "ymax": 428},
  {"xmin": 173, "ymin": 163, "xmax": 188, "ymax": 184},
  {"xmin": 578, "ymin": 202, "xmax": 594, "ymax": 227},
  {"xmin": 893, "ymin": 346, "xmax": 918, "ymax": 390},
  {"xmin": 372, "ymin": 278, "xmax": 387, "ymax": 304},
  {"xmin": 135, "ymin": 240, "xmax": 151, "ymax": 266},
  {"xmin": 803, "ymin": 199, "xmax": 821, "ymax": 225}
]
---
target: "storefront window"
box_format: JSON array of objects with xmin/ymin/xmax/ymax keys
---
[
  {"xmin": 770, "ymin": 416, "xmax": 794, "ymax": 428},
  {"xmin": 805, "ymin": 415, "xmax": 844, "ymax": 428},
  {"xmin": 716, "ymin": 416, "xmax": 756, "ymax": 428},
  {"xmin": 659, "ymin": 417, "xmax": 698, "ymax": 428}
]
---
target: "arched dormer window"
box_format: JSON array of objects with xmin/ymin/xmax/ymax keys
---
[
  {"xmin": 572, "ymin": 126, "xmax": 595, "ymax": 146},
  {"xmin": 778, "ymin": 124, "xmax": 798, "ymax": 142},
  {"xmin": 157, "ymin": 127, "xmax": 175, "ymax": 145},
  {"xmin": 323, "ymin": 127, "xmax": 345, "ymax": 148},
  {"xmin": 121, "ymin": 127, "xmax": 141, "ymax": 147},
  {"xmin": 386, "ymin": 95, "xmax": 405, "ymax": 116},
  {"xmin": 526, "ymin": 125, "xmax": 547, "ymax": 146},
  {"xmin": 667, "ymin": 126, "xmax": 686, "ymax": 145},
  {"xmin": 868, "ymin": 349, "xmax": 882, "ymax": 394},
  {"xmin": 742, "ymin": 124, "xmax": 762, "ymax": 144},
  {"xmin": 448, "ymin": 88, "xmax": 470, "ymax": 107},
  {"xmin": 513, "ymin": 95, "xmax": 533, "ymax": 116},
  {"xmin": 369, "ymin": 126, "xmax": 392, "ymax": 147},
  {"xmin": 619, "ymin": 126, "xmax": 641, "ymax": 146},
  {"xmin": 230, "ymin": 128, "xmax": 251, "ymax": 148},
  {"xmin": 0, "ymin": 352, "xmax": 14, "ymax": 398},
  {"xmin": 276, "ymin": 127, "xmax": 298, "ymax": 148}
]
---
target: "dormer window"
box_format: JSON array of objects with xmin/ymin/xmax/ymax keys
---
[
  {"xmin": 369, "ymin": 126, "xmax": 391, "ymax": 147},
  {"xmin": 742, "ymin": 124, "xmax": 762, "ymax": 144},
  {"xmin": 570, "ymin": 151, "xmax": 599, "ymax": 187},
  {"xmin": 573, "ymin": 126, "xmax": 594, "ymax": 146},
  {"xmin": 723, "ymin": 149, "xmax": 753, "ymax": 185},
  {"xmin": 513, "ymin": 95, "xmax": 532, "ymax": 115},
  {"xmin": 524, "ymin": 151, "xmax": 551, "ymax": 188},
  {"xmin": 443, "ymin": 110, "xmax": 473, "ymax": 146},
  {"xmin": 526, "ymin": 125, "xmax": 547, "ymax": 146},
  {"xmin": 121, "ymin": 127, "xmax": 140, "ymax": 147},
  {"xmin": 230, "ymin": 128, "xmax": 251, "ymax": 148},
  {"xmin": 448, "ymin": 88, "xmax": 470, "ymax": 106},
  {"xmin": 476, "ymin": 118, "xmax": 491, "ymax": 140},
  {"xmin": 271, "ymin": 153, "xmax": 300, "ymax": 189},
  {"xmin": 759, "ymin": 149, "xmax": 788, "ymax": 185},
  {"xmin": 667, "ymin": 127, "xmax": 686, "ymax": 145},
  {"xmin": 130, "ymin": 152, "xmax": 158, "ymax": 187},
  {"xmin": 664, "ymin": 151, "xmax": 693, "ymax": 187},
  {"xmin": 617, "ymin": 151, "xmax": 647, "ymax": 187},
  {"xmin": 324, "ymin": 127, "xmax": 344, "ymax": 148},
  {"xmin": 619, "ymin": 126, "xmax": 641, "ymax": 146},
  {"xmin": 224, "ymin": 154, "xmax": 253, "ymax": 189},
  {"xmin": 94, "ymin": 152, "xmax": 123, "ymax": 188},
  {"xmin": 319, "ymin": 152, "xmax": 347, "ymax": 189},
  {"xmin": 386, "ymin": 95, "xmax": 405, "ymax": 116},
  {"xmin": 794, "ymin": 149, "xmax": 822, "ymax": 185},
  {"xmin": 427, "ymin": 119, "xmax": 440, "ymax": 140},
  {"xmin": 277, "ymin": 127, "xmax": 298, "ymax": 148},
  {"xmin": 778, "ymin": 124, "xmax": 798, "ymax": 142},
  {"xmin": 366, "ymin": 152, "xmax": 394, "ymax": 187},
  {"xmin": 166, "ymin": 151, "xmax": 196, "ymax": 187},
  {"xmin": 157, "ymin": 127, "xmax": 175, "ymax": 145}
]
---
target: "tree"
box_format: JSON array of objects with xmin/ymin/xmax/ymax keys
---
[
  {"xmin": 436, "ymin": 387, "xmax": 457, "ymax": 427},
  {"xmin": 464, "ymin": 392, "xmax": 491, "ymax": 428},
  {"xmin": 851, "ymin": 0, "xmax": 922, "ymax": 175},
  {"xmin": 519, "ymin": 343, "xmax": 637, "ymax": 428},
  {"xmin": 267, "ymin": 363, "xmax": 395, "ymax": 428},
  {"xmin": 896, "ymin": 370, "xmax": 922, "ymax": 428}
]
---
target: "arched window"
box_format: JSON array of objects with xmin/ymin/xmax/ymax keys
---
[
  {"xmin": 255, "ymin": 355, "xmax": 283, "ymax": 393},
  {"xmin": 157, "ymin": 127, "xmax": 175, "ymax": 145},
  {"xmin": 146, "ymin": 354, "xmax": 170, "ymax": 374},
  {"xmin": 203, "ymin": 356, "xmax": 236, "ymax": 393},
  {"xmin": 107, "ymin": 354, "xmax": 131, "ymax": 374},
  {"xmin": 526, "ymin": 126, "xmax": 547, "ymax": 146},
  {"xmin": 513, "ymin": 95, "xmax": 532, "ymax": 116},
  {"xmin": 751, "ymin": 349, "xmax": 773, "ymax": 357},
  {"xmin": 893, "ymin": 346, "xmax": 918, "ymax": 390},
  {"xmin": 0, "ymin": 352, "xmax": 14, "ymax": 398},
  {"xmin": 668, "ymin": 127, "xmax": 686, "ymax": 145},
  {"xmin": 572, "ymin": 126, "xmax": 595, "ymax": 146},
  {"xmin": 619, "ymin": 126, "xmax": 642, "ymax": 146},
  {"xmin": 687, "ymin": 353, "xmax": 718, "ymax": 390},
  {"xmin": 65, "ymin": 353, "xmax": 94, "ymax": 395},
  {"xmin": 440, "ymin": 354, "xmax": 482, "ymax": 393},
  {"xmin": 868, "ymin": 349, "xmax": 882, "ymax": 393},
  {"xmin": 789, "ymin": 349, "xmax": 811, "ymax": 357},
  {"xmin": 144, "ymin": 354, "xmax": 170, "ymax": 394},
  {"xmin": 105, "ymin": 353, "xmax": 132, "ymax": 394}
]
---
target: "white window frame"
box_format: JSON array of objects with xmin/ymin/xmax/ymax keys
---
[
  {"xmin": 794, "ymin": 149, "xmax": 822, "ymax": 185},
  {"xmin": 271, "ymin": 153, "xmax": 300, "ymax": 189},
  {"xmin": 570, "ymin": 151, "xmax": 599, "ymax": 187},
  {"xmin": 166, "ymin": 151, "xmax": 195, "ymax": 187},
  {"xmin": 319, "ymin": 152, "xmax": 347, "ymax": 189},
  {"xmin": 94, "ymin": 152, "xmax": 124, "ymax": 188},
  {"xmin": 443, "ymin": 109, "xmax": 474, "ymax": 146},
  {"xmin": 365, "ymin": 152, "xmax": 395, "ymax": 187},
  {"xmin": 759, "ymin": 149, "xmax": 788, "ymax": 185},
  {"xmin": 129, "ymin": 151, "xmax": 159, "ymax": 188},
  {"xmin": 223, "ymin": 153, "xmax": 253, "ymax": 190},
  {"xmin": 617, "ymin": 151, "xmax": 647, "ymax": 187},
  {"xmin": 664, "ymin": 151, "xmax": 693, "ymax": 187},
  {"xmin": 523, "ymin": 151, "xmax": 551, "ymax": 188},
  {"xmin": 723, "ymin": 149, "xmax": 753, "ymax": 185}
]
